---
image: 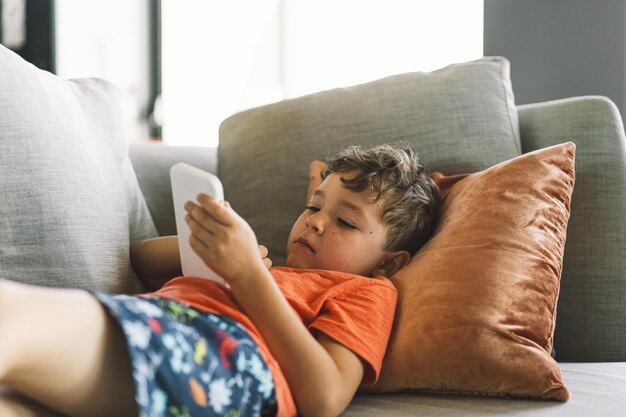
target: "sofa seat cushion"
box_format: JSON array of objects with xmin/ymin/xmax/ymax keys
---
[
  {"xmin": 344, "ymin": 363, "xmax": 626, "ymax": 417},
  {"xmin": 0, "ymin": 45, "xmax": 157, "ymax": 292}
]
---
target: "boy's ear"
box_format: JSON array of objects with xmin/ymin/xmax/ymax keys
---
[{"xmin": 371, "ymin": 250, "xmax": 412, "ymax": 277}]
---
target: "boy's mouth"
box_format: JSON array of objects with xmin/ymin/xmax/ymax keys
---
[{"xmin": 295, "ymin": 237, "xmax": 316, "ymax": 253}]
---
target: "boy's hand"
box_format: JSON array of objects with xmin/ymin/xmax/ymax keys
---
[{"xmin": 184, "ymin": 194, "xmax": 267, "ymax": 284}]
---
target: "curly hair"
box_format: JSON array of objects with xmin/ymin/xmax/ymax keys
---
[{"xmin": 323, "ymin": 144, "xmax": 440, "ymax": 255}]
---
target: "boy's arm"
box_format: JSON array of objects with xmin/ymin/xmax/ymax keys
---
[
  {"xmin": 130, "ymin": 236, "xmax": 181, "ymax": 291},
  {"xmin": 186, "ymin": 196, "xmax": 364, "ymax": 417},
  {"xmin": 232, "ymin": 271, "xmax": 365, "ymax": 417},
  {"xmin": 131, "ymin": 236, "xmax": 274, "ymax": 291}
]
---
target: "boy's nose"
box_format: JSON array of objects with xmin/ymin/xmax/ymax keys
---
[{"xmin": 305, "ymin": 214, "xmax": 324, "ymax": 234}]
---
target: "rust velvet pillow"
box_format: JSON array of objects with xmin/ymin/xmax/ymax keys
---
[{"xmin": 369, "ymin": 142, "xmax": 575, "ymax": 400}]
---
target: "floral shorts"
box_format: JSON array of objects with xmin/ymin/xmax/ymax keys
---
[{"xmin": 93, "ymin": 293, "xmax": 277, "ymax": 417}]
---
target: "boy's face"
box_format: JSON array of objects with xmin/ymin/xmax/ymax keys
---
[{"xmin": 286, "ymin": 171, "xmax": 392, "ymax": 276}]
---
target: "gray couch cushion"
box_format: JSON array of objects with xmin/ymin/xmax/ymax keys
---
[
  {"xmin": 129, "ymin": 143, "xmax": 217, "ymax": 236},
  {"xmin": 0, "ymin": 45, "xmax": 157, "ymax": 293},
  {"xmin": 518, "ymin": 96, "xmax": 626, "ymax": 361},
  {"xmin": 345, "ymin": 363, "xmax": 626, "ymax": 417},
  {"xmin": 219, "ymin": 56, "xmax": 520, "ymax": 265}
]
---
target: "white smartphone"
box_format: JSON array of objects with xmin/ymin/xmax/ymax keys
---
[{"xmin": 170, "ymin": 162, "xmax": 225, "ymax": 284}]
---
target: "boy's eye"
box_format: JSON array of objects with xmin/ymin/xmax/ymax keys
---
[
  {"xmin": 305, "ymin": 205, "xmax": 320, "ymax": 213},
  {"xmin": 338, "ymin": 218, "xmax": 357, "ymax": 229}
]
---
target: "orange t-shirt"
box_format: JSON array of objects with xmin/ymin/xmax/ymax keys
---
[{"xmin": 141, "ymin": 266, "xmax": 397, "ymax": 417}]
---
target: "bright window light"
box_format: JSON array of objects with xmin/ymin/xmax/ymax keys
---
[
  {"xmin": 283, "ymin": 0, "xmax": 484, "ymax": 97},
  {"xmin": 55, "ymin": 0, "xmax": 150, "ymax": 142},
  {"xmin": 161, "ymin": 0, "xmax": 282, "ymax": 147},
  {"xmin": 161, "ymin": 0, "xmax": 483, "ymax": 147}
]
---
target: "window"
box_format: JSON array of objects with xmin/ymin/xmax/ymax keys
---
[
  {"xmin": 161, "ymin": 0, "xmax": 483, "ymax": 147},
  {"xmin": 56, "ymin": 0, "xmax": 483, "ymax": 146},
  {"xmin": 161, "ymin": 0, "xmax": 282, "ymax": 147},
  {"xmin": 55, "ymin": 0, "xmax": 152, "ymax": 141}
]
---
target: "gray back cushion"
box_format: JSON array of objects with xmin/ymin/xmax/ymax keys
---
[
  {"xmin": 219, "ymin": 57, "xmax": 520, "ymax": 265},
  {"xmin": 518, "ymin": 97, "xmax": 626, "ymax": 361},
  {"xmin": 129, "ymin": 143, "xmax": 217, "ymax": 237},
  {"xmin": 0, "ymin": 45, "xmax": 157, "ymax": 293}
]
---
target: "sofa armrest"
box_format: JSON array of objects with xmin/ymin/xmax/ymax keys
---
[
  {"xmin": 129, "ymin": 143, "xmax": 217, "ymax": 236},
  {"xmin": 518, "ymin": 96, "xmax": 626, "ymax": 361}
]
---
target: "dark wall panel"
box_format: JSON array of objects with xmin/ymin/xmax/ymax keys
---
[
  {"xmin": 0, "ymin": 0, "xmax": 55, "ymax": 72},
  {"xmin": 484, "ymin": 0, "xmax": 626, "ymax": 118}
]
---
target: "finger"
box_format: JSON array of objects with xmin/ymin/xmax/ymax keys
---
[
  {"xmin": 188, "ymin": 233, "xmax": 211, "ymax": 264},
  {"xmin": 185, "ymin": 213, "xmax": 216, "ymax": 244},
  {"xmin": 197, "ymin": 194, "xmax": 233, "ymax": 226},
  {"xmin": 258, "ymin": 245, "xmax": 269, "ymax": 258},
  {"xmin": 263, "ymin": 257, "xmax": 272, "ymax": 269},
  {"xmin": 185, "ymin": 202, "xmax": 218, "ymax": 235}
]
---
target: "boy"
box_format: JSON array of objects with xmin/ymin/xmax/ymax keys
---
[{"xmin": 0, "ymin": 144, "xmax": 439, "ymax": 417}]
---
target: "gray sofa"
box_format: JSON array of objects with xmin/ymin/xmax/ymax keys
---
[
  {"xmin": 1, "ymin": 44, "xmax": 625, "ymax": 416},
  {"xmin": 129, "ymin": 97, "xmax": 626, "ymax": 417}
]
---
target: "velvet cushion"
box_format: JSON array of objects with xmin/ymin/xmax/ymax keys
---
[{"xmin": 368, "ymin": 142, "xmax": 575, "ymax": 400}]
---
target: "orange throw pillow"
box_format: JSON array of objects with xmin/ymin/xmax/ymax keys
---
[{"xmin": 367, "ymin": 142, "xmax": 575, "ymax": 400}]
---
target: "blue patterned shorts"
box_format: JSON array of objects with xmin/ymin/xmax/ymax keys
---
[{"xmin": 93, "ymin": 293, "xmax": 277, "ymax": 417}]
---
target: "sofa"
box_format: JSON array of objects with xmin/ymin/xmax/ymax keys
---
[{"xmin": 1, "ymin": 44, "xmax": 625, "ymax": 416}]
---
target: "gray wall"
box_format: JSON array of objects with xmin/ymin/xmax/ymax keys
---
[{"xmin": 484, "ymin": 0, "xmax": 626, "ymax": 119}]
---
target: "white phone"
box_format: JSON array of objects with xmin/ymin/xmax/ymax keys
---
[{"xmin": 170, "ymin": 162, "xmax": 225, "ymax": 284}]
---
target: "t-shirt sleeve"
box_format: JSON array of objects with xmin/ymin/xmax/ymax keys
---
[{"xmin": 308, "ymin": 280, "xmax": 397, "ymax": 386}]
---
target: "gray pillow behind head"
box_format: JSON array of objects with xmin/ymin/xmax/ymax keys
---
[
  {"xmin": 0, "ymin": 45, "xmax": 157, "ymax": 292},
  {"xmin": 219, "ymin": 56, "xmax": 519, "ymax": 265}
]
